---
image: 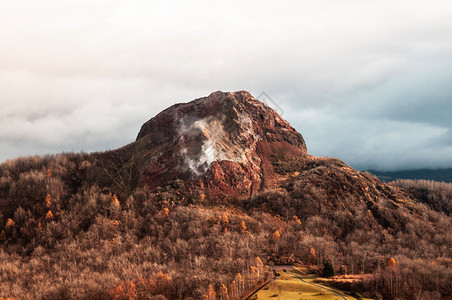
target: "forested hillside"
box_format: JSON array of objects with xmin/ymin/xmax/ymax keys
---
[
  {"xmin": 390, "ymin": 179, "xmax": 452, "ymax": 215},
  {"xmin": 0, "ymin": 153, "xmax": 450, "ymax": 299}
]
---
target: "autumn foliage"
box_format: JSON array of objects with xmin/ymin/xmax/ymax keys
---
[
  {"xmin": 109, "ymin": 280, "xmax": 137, "ymax": 300},
  {"xmin": 45, "ymin": 210, "xmax": 54, "ymax": 220},
  {"xmin": 240, "ymin": 220, "xmax": 247, "ymax": 232},
  {"xmin": 108, "ymin": 272, "xmax": 175, "ymax": 300},
  {"xmin": 202, "ymin": 256, "xmax": 271, "ymax": 300},
  {"xmin": 203, "ymin": 284, "xmax": 216, "ymax": 300},
  {"xmin": 111, "ymin": 194, "xmax": 120, "ymax": 210},
  {"xmin": 0, "ymin": 152, "xmax": 450, "ymax": 299},
  {"xmin": 387, "ymin": 257, "xmax": 397, "ymax": 272},
  {"xmin": 5, "ymin": 218, "xmax": 15, "ymax": 228},
  {"xmin": 45, "ymin": 193, "xmax": 52, "ymax": 208}
]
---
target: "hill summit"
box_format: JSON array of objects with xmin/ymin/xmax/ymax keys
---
[{"xmin": 122, "ymin": 91, "xmax": 308, "ymax": 199}]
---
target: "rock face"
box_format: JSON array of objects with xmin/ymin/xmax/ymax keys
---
[{"xmin": 132, "ymin": 91, "xmax": 307, "ymax": 199}]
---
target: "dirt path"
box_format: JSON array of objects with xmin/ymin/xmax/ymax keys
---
[{"xmin": 252, "ymin": 265, "xmax": 357, "ymax": 300}]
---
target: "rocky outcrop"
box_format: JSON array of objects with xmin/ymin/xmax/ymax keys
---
[{"xmin": 128, "ymin": 91, "xmax": 307, "ymax": 199}]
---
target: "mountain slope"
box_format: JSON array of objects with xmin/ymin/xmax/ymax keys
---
[{"xmin": 0, "ymin": 91, "xmax": 450, "ymax": 299}]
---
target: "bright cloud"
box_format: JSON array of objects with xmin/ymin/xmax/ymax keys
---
[{"xmin": 1, "ymin": 0, "xmax": 452, "ymax": 170}]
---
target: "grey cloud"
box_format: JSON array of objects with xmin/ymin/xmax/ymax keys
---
[
  {"xmin": 434, "ymin": 129, "xmax": 452, "ymax": 146},
  {"xmin": 339, "ymin": 55, "xmax": 452, "ymax": 127},
  {"xmin": 288, "ymin": 108, "xmax": 450, "ymax": 171},
  {"xmin": 1, "ymin": 0, "xmax": 452, "ymax": 171}
]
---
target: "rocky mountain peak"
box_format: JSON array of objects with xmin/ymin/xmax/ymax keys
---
[{"xmin": 135, "ymin": 91, "xmax": 306, "ymax": 183}]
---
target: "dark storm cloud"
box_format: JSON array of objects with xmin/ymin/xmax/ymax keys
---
[{"xmin": 1, "ymin": 0, "xmax": 452, "ymax": 170}]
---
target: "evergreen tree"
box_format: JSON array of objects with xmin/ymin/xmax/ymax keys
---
[{"xmin": 322, "ymin": 260, "xmax": 335, "ymax": 278}]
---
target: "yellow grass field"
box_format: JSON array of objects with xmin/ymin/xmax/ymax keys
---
[{"xmin": 253, "ymin": 266, "xmax": 372, "ymax": 300}]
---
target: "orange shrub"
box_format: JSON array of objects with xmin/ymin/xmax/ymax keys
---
[
  {"xmin": 45, "ymin": 210, "xmax": 54, "ymax": 220},
  {"xmin": 5, "ymin": 218, "xmax": 15, "ymax": 228},
  {"xmin": 109, "ymin": 280, "xmax": 137, "ymax": 300},
  {"xmin": 219, "ymin": 284, "xmax": 228, "ymax": 300},
  {"xmin": 240, "ymin": 220, "xmax": 247, "ymax": 232},
  {"xmin": 147, "ymin": 271, "xmax": 174, "ymax": 298},
  {"xmin": 111, "ymin": 194, "xmax": 120, "ymax": 210},
  {"xmin": 221, "ymin": 214, "xmax": 229, "ymax": 226},
  {"xmin": 310, "ymin": 247, "xmax": 316, "ymax": 257},
  {"xmin": 256, "ymin": 256, "xmax": 263, "ymax": 266},
  {"xmin": 203, "ymin": 284, "xmax": 216, "ymax": 300},
  {"xmin": 45, "ymin": 193, "xmax": 52, "ymax": 208},
  {"xmin": 162, "ymin": 207, "xmax": 170, "ymax": 217},
  {"xmin": 387, "ymin": 257, "xmax": 397, "ymax": 272}
]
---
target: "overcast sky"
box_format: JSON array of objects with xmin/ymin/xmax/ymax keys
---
[{"xmin": 1, "ymin": 0, "xmax": 452, "ymax": 171}]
